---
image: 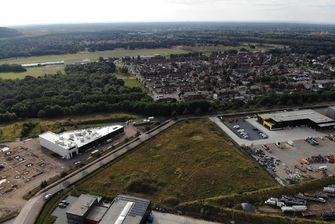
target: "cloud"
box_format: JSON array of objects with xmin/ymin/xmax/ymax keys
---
[{"xmin": 0, "ymin": 0, "xmax": 334, "ymax": 26}]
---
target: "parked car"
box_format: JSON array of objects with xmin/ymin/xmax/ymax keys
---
[
  {"xmin": 58, "ymin": 202, "xmax": 67, "ymax": 208},
  {"xmin": 61, "ymin": 200, "xmax": 70, "ymax": 205}
]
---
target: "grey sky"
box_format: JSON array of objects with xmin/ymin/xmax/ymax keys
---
[{"xmin": 1, "ymin": 0, "xmax": 334, "ymax": 26}]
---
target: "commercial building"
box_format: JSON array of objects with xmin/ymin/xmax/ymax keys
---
[
  {"xmin": 257, "ymin": 109, "xmax": 335, "ymax": 130},
  {"xmin": 100, "ymin": 195, "xmax": 152, "ymax": 224},
  {"xmin": 39, "ymin": 125, "xmax": 124, "ymax": 159},
  {"xmin": 65, "ymin": 194, "xmax": 151, "ymax": 224},
  {"xmin": 66, "ymin": 194, "xmax": 101, "ymax": 224}
]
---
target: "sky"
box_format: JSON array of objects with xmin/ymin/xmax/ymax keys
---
[{"xmin": 1, "ymin": 0, "xmax": 335, "ymax": 26}]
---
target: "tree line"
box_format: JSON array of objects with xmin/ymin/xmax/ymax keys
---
[
  {"xmin": 0, "ymin": 64, "xmax": 26, "ymax": 73},
  {"xmin": 0, "ymin": 60, "xmax": 213, "ymax": 123},
  {"xmin": 1, "ymin": 24, "xmax": 334, "ymax": 59}
]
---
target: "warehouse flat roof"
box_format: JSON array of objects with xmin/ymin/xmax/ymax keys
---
[
  {"xmin": 86, "ymin": 206, "xmax": 108, "ymax": 222},
  {"xmin": 39, "ymin": 125, "xmax": 123, "ymax": 150},
  {"xmin": 260, "ymin": 109, "xmax": 334, "ymax": 124},
  {"xmin": 66, "ymin": 194, "xmax": 100, "ymax": 217},
  {"xmin": 99, "ymin": 195, "xmax": 151, "ymax": 224}
]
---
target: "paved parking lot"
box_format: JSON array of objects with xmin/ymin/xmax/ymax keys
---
[
  {"xmin": 223, "ymin": 118, "xmax": 267, "ymax": 141},
  {"xmin": 212, "ymin": 116, "xmax": 333, "ymax": 146},
  {"xmin": 52, "ymin": 196, "xmax": 77, "ymax": 224}
]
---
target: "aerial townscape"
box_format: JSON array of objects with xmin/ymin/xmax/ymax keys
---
[{"xmin": 1, "ymin": 1, "xmax": 335, "ymax": 224}]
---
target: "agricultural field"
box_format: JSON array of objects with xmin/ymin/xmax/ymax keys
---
[
  {"xmin": 76, "ymin": 119, "xmax": 278, "ymax": 207},
  {"xmin": 0, "ymin": 113, "xmax": 139, "ymax": 142}
]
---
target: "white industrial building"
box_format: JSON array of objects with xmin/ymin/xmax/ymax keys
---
[
  {"xmin": 39, "ymin": 125, "xmax": 124, "ymax": 159},
  {"xmin": 22, "ymin": 60, "xmax": 65, "ymax": 68}
]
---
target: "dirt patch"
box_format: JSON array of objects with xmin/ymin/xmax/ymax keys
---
[
  {"xmin": 0, "ymin": 138, "xmax": 70, "ymax": 211},
  {"xmin": 191, "ymin": 135, "xmax": 204, "ymax": 141}
]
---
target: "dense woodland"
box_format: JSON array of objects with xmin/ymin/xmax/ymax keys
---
[
  {"xmin": 64, "ymin": 58, "xmax": 116, "ymax": 74},
  {"xmin": 0, "ymin": 60, "xmax": 212, "ymax": 123},
  {"xmin": 0, "ymin": 64, "xmax": 26, "ymax": 73},
  {"xmin": 0, "ymin": 27, "xmax": 22, "ymax": 38},
  {"xmin": 0, "ymin": 23, "xmax": 334, "ymax": 59}
]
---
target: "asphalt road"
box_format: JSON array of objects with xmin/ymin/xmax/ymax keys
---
[{"xmin": 13, "ymin": 120, "xmax": 176, "ymax": 224}]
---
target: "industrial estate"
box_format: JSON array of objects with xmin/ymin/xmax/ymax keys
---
[{"xmin": 0, "ymin": 22, "xmax": 335, "ymax": 224}]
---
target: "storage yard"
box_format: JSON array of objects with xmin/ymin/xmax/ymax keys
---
[
  {"xmin": 0, "ymin": 139, "xmax": 67, "ymax": 209},
  {"xmin": 247, "ymin": 138, "xmax": 335, "ymax": 185},
  {"xmin": 214, "ymin": 107, "xmax": 335, "ymax": 185},
  {"xmin": 262, "ymin": 184, "xmax": 335, "ymax": 221}
]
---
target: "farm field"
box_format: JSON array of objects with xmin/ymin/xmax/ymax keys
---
[
  {"xmin": 0, "ymin": 113, "xmax": 139, "ymax": 142},
  {"xmin": 76, "ymin": 119, "xmax": 278, "ymax": 207}
]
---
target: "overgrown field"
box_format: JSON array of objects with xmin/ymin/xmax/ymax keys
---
[
  {"xmin": 76, "ymin": 119, "xmax": 278, "ymax": 207},
  {"xmin": 0, "ymin": 113, "xmax": 139, "ymax": 142}
]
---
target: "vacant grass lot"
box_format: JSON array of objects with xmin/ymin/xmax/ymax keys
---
[
  {"xmin": 0, "ymin": 113, "xmax": 139, "ymax": 142},
  {"xmin": 115, "ymin": 72, "xmax": 146, "ymax": 91},
  {"xmin": 77, "ymin": 119, "xmax": 278, "ymax": 207}
]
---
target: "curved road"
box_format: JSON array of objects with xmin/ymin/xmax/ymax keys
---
[{"xmin": 13, "ymin": 120, "xmax": 176, "ymax": 224}]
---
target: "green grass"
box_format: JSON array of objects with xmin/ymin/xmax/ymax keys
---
[
  {"xmin": 0, "ymin": 113, "xmax": 140, "ymax": 142},
  {"xmin": 0, "ymin": 66, "xmax": 64, "ymax": 79},
  {"xmin": 76, "ymin": 119, "xmax": 278, "ymax": 207},
  {"xmin": 115, "ymin": 72, "xmax": 146, "ymax": 91}
]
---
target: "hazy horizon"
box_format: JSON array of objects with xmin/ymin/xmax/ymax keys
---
[
  {"xmin": 1, "ymin": 0, "xmax": 335, "ymax": 27},
  {"xmin": 9, "ymin": 21, "xmax": 335, "ymax": 29}
]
